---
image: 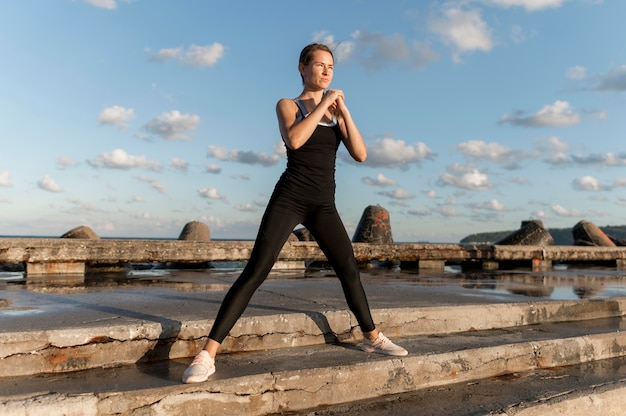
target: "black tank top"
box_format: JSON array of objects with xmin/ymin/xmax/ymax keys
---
[{"xmin": 275, "ymin": 99, "xmax": 342, "ymax": 203}]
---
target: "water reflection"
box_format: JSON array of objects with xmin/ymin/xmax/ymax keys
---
[
  {"xmin": 1, "ymin": 263, "xmax": 626, "ymax": 301},
  {"xmin": 455, "ymin": 267, "xmax": 626, "ymax": 300},
  {"xmin": 366, "ymin": 263, "xmax": 626, "ymax": 301},
  {"xmin": 0, "ymin": 272, "xmax": 25, "ymax": 282}
]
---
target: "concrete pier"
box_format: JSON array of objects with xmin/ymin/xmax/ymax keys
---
[{"xmin": 3, "ymin": 238, "xmax": 626, "ymax": 275}]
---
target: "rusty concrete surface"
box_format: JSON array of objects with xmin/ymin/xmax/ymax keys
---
[
  {"xmin": 283, "ymin": 357, "xmax": 626, "ymax": 416},
  {"xmin": 1, "ymin": 319, "xmax": 626, "ymax": 415},
  {"xmin": 2, "ymin": 267, "xmax": 626, "ymax": 375},
  {"xmin": 2, "ymin": 267, "xmax": 626, "ymax": 414}
]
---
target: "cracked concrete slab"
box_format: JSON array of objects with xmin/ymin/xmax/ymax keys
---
[
  {"xmin": 1, "ymin": 318, "xmax": 626, "ymax": 415},
  {"xmin": 2, "ymin": 268, "xmax": 626, "ymax": 414},
  {"xmin": 282, "ymin": 358, "xmax": 626, "ymax": 416},
  {"xmin": 1, "ymin": 298, "xmax": 625, "ymax": 377}
]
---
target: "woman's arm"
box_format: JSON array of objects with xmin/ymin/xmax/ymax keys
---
[
  {"xmin": 335, "ymin": 96, "xmax": 367, "ymax": 162},
  {"xmin": 276, "ymin": 91, "xmax": 342, "ymax": 150}
]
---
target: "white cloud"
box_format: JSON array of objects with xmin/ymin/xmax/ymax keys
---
[
  {"xmin": 545, "ymin": 152, "xmax": 571, "ymax": 166},
  {"xmin": 591, "ymin": 110, "xmax": 608, "ymax": 120},
  {"xmin": 500, "ymin": 100, "xmax": 581, "ymax": 127},
  {"xmin": 37, "ymin": 174, "xmax": 63, "ymax": 193},
  {"xmin": 551, "ymin": 204, "xmax": 581, "ymax": 217},
  {"xmin": 362, "ymin": 173, "xmax": 397, "ymax": 187},
  {"xmin": 144, "ymin": 110, "xmax": 200, "ymax": 141},
  {"xmin": 407, "ymin": 208, "xmax": 430, "ymax": 217},
  {"xmin": 477, "ymin": 0, "xmax": 564, "ymax": 11},
  {"xmin": 349, "ymin": 30, "xmax": 438, "ymax": 70},
  {"xmin": 56, "ymin": 157, "xmax": 79, "ymax": 169},
  {"xmin": 438, "ymin": 164, "xmax": 491, "ymax": 190},
  {"xmin": 536, "ymin": 136, "xmax": 570, "ymax": 153},
  {"xmin": 433, "ymin": 206, "xmax": 459, "ymax": 217},
  {"xmin": 468, "ymin": 199, "xmax": 507, "ymax": 222},
  {"xmin": 425, "ymin": 189, "xmax": 437, "ymax": 198},
  {"xmin": 510, "ymin": 25, "xmax": 526, "ymax": 44},
  {"xmin": 87, "ymin": 148, "xmax": 162, "ymax": 171},
  {"xmin": 83, "ymin": 0, "xmax": 116, "ymax": 9},
  {"xmin": 98, "ymin": 106, "xmax": 135, "ymax": 130},
  {"xmin": 207, "ymin": 145, "xmax": 281, "ymax": 167},
  {"xmin": 429, "ymin": 7, "xmax": 493, "ymax": 62},
  {"xmin": 312, "ymin": 32, "xmax": 355, "ymax": 64},
  {"xmin": 545, "ymin": 149, "xmax": 626, "ymax": 168},
  {"xmin": 537, "ymin": 136, "xmax": 573, "ymax": 166},
  {"xmin": 198, "ymin": 187, "xmax": 225, "ymax": 201},
  {"xmin": 313, "ymin": 30, "xmax": 438, "ymax": 70},
  {"xmin": 364, "ymin": 137, "xmax": 433, "ymax": 168},
  {"xmin": 573, "ymin": 176, "xmax": 602, "ymax": 191},
  {"xmin": 186, "ymin": 44, "xmax": 225, "ymax": 67},
  {"xmin": 589, "ymin": 65, "xmax": 626, "ymax": 91},
  {"xmin": 571, "ymin": 152, "xmax": 626, "ymax": 166},
  {"xmin": 377, "ymin": 188, "xmax": 415, "ymax": 200},
  {"xmin": 149, "ymin": 43, "xmax": 225, "ymax": 68},
  {"xmin": 171, "ymin": 157, "xmax": 188, "ymax": 173},
  {"xmin": 457, "ymin": 140, "xmax": 531, "ymax": 168},
  {"xmin": 64, "ymin": 198, "xmax": 109, "ymax": 214},
  {"xmin": 471, "ymin": 199, "xmax": 507, "ymax": 211},
  {"xmin": 234, "ymin": 203, "xmax": 257, "ymax": 212},
  {"xmin": 566, "ymin": 66, "xmax": 587, "ymax": 80},
  {"xmin": 135, "ymin": 176, "xmax": 167, "ymax": 194},
  {"xmin": 273, "ymin": 141, "xmax": 287, "ymax": 159},
  {"xmin": 0, "ymin": 170, "xmax": 11, "ymax": 187},
  {"xmin": 204, "ymin": 163, "xmax": 222, "ymax": 174},
  {"xmin": 151, "ymin": 48, "xmax": 180, "ymax": 62}
]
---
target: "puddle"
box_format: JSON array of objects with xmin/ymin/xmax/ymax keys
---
[
  {"xmin": 0, "ymin": 272, "xmax": 25, "ymax": 282},
  {"xmin": 1, "ymin": 308, "xmax": 44, "ymax": 316},
  {"xmin": 444, "ymin": 266, "xmax": 626, "ymax": 300},
  {"xmin": 1, "ymin": 264, "xmax": 626, "ymax": 302},
  {"xmin": 127, "ymin": 270, "xmax": 171, "ymax": 277}
]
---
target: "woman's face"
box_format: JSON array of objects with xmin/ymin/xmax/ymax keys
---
[{"xmin": 301, "ymin": 50, "xmax": 334, "ymax": 90}]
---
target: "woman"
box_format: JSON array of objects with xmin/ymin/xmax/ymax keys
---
[{"xmin": 183, "ymin": 43, "xmax": 407, "ymax": 384}]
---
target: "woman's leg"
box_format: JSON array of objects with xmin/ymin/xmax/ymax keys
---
[
  {"xmin": 305, "ymin": 204, "xmax": 407, "ymax": 357},
  {"xmin": 207, "ymin": 194, "xmax": 303, "ymax": 346},
  {"xmin": 305, "ymin": 203, "xmax": 376, "ymax": 334},
  {"xmin": 183, "ymin": 194, "xmax": 303, "ymax": 383}
]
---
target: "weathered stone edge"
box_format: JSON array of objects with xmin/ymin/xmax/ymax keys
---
[
  {"xmin": 1, "ymin": 297, "xmax": 625, "ymax": 377},
  {"xmin": 1, "ymin": 331, "xmax": 625, "ymax": 415}
]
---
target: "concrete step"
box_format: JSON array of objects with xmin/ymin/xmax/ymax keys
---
[
  {"xmin": 2, "ymin": 297, "xmax": 625, "ymax": 377},
  {"xmin": 284, "ymin": 357, "xmax": 626, "ymax": 416},
  {"xmin": 1, "ymin": 316, "xmax": 625, "ymax": 415}
]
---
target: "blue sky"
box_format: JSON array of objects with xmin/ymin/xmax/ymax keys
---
[{"xmin": 1, "ymin": 0, "xmax": 625, "ymax": 243}]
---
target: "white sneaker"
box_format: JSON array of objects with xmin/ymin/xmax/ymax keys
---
[
  {"xmin": 360, "ymin": 332, "xmax": 408, "ymax": 356},
  {"xmin": 182, "ymin": 350, "xmax": 215, "ymax": 383}
]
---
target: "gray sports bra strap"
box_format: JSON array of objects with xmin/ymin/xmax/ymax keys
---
[
  {"xmin": 294, "ymin": 99, "xmax": 338, "ymax": 126},
  {"xmin": 294, "ymin": 99, "xmax": 308, "ymax": 120}
]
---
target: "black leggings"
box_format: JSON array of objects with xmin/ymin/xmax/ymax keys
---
[{"xmin": 208, "ymin": 190, "xmax": 376, "ymax": 343}]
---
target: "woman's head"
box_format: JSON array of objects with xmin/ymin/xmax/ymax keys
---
[{"xmin": 298, "ymin": 43, "xmax": 334, "ymax": 84}]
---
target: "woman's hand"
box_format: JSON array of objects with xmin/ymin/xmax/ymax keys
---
[
  {"xmin": 322, "ymin": 89, "xmax": 345, "ymax": 114},
  {"xmin": 323, "ymin": 90, "xmax": 367, "ymax": 163}
]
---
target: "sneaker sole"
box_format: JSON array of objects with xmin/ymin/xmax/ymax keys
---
[
  {"xmin": 182, "ymin": 367, "xmax": 216, "ymax": 384},
  {"xmin": 360, "ymin": 345, "xmax": 408, "ymax": 357}
]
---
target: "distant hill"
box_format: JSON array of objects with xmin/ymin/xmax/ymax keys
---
[{"xmin": 460, "ymin": 225, "xmax": 626, "ymax": 245}]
